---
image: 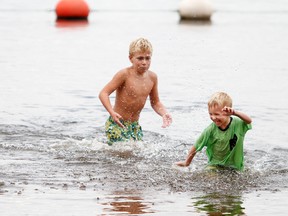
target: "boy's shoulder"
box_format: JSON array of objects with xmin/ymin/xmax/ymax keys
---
[
  {"xmin": 202, "ymin": 122, "xmax": 216, "ymax": 135},
  {"xmin": 117, "ymin": 67, "xmax": 130, "ymax": 75},
  {"xmin": 148, "ymin": 70, "xmax": 157, "ymax": 79},
  {"xmin": 114, "ymin": 67, "xmax": 130, "ymax": 79},
  {"xmin": 232, "ymin": 116, "xmax": 252, "ymax": 130}
]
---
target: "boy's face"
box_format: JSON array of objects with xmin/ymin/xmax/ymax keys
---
[
  {"xmin": 129, "ymin": 51, "xmax": 151, "ymax": 74},
  {"xmin": 208, "ymin": 104, "xmax": 230, "ymax": 129}
]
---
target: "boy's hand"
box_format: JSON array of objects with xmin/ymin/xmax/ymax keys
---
[
  {"xmin": 111, "ymin": 112, "xmax": 125, "ymax": 128},
  {"xmin": 222, "ymin": 106, "xmax": 235, "ymax": 116},
  {"xmin": 162, "ymin": 113, "xmax": 172, "ymax": 128},
  {"xmin": 175, "ymin": 161, "xmax": 188, "ymax": 167}
]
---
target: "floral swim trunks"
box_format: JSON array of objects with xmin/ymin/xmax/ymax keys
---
[{"xmin": 105, "ymin": 116, "xmax": 143, "ymax": 145}]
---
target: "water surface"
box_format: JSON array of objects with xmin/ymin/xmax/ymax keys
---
[{"xmin": 1, "ymin": 0, "xmax": 288, "ymax": 215}]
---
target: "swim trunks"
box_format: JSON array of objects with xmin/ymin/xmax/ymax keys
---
[{"xmin": 105, "ymin": 116, "xmax": 143, "ymax": 145}]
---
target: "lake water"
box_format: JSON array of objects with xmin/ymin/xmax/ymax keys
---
[{"xmin": 1, "ymin": 0, "xmax": 288, "ymax": 215}]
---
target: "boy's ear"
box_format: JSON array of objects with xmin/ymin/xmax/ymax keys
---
[{"xmin": 129, "ymin": 55, "xmax": 133, "ymax": 62}]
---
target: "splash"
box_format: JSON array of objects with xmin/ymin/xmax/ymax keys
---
[{"xmin": 0, "ymin": 123, "xmax": 287, "ymax": 194}]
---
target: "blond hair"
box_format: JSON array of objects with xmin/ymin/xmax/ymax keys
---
[
  {"xmin": 208, "ymin": 92, "xmax": 232, "ymax": 108},
  {"xmin": 129, "ymin": 38, "xmax": 153, "ymax": 56}
]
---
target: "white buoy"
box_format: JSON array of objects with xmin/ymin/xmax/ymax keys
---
[{"xmin": 179, "ymin": 0, "xmax": 213, "ymax": 20}]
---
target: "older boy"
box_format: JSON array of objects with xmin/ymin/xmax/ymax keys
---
[
  {"xmin": 176, "ymin": 92, "xmax": 252, "ymax": 171},
  {"xmin": 99, "ymin": 38, "xmax": 172, "ymax": 145}
]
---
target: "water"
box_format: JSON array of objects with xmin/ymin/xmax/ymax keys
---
[{"xmin": 1, "ymin": 0, "xmax": 288, "ymax": 215}]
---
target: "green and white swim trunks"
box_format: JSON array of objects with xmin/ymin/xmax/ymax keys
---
[{"xmin": 105, "ymin": 116, "xmax": 143, "ymax": 145}]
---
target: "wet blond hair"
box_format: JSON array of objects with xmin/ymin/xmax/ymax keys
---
[
  {"xmin": 208, "ymin": 92, "xmax": 232, "ymax": 108},
  {"xmin": 129, "ymin": 38, "xmax": 153, "ymax": 57}
]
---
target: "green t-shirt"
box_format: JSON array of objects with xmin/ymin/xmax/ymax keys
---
[{"xmin": 194, "ymin": 117, "xmax": 252, "ymax": 171}]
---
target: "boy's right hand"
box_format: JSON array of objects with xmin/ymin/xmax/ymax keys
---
[
  {"xmin": 111, "ymin": 112, "xmax": 125, "ymax": 128},
  {"xmin": 175, "ymin": 161, "xmax": 189, "ymax": 167}
]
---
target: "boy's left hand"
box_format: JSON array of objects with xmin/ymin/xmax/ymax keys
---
[
  {"xmin": 162, "ymin": 113, "xmax": 172, "ymax": 128},
  {"xmin": 222, "ymin": 106, "xmax": 235, "ymax": 116}
]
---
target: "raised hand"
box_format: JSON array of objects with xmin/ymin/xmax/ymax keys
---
[{"xmin": 222, "ymin": 106, "xmax": 235, "ymax": 116}]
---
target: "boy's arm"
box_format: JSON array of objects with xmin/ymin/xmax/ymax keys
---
[
  {"xmin": 234, "ymin": 110, "xmax": 252, "ymax": 124},
  {"xmin": 98, "ymin": 71, "xmax": 126, "ymax": 128},
  {"xmin": 149, "ymin": 74, "xmax": 172, "ymax": 128},
  {"xmin": 176, "ymin": 145, "xmax": 197, "ymax": 167},
  {"xmin": 222, "ymin": 106, "xmax": 252, "ymax": 124}
]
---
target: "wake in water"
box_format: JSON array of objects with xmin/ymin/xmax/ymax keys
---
[{"xmin": 0, "ymin": 124, "xmax": 287, "ymax": 195}]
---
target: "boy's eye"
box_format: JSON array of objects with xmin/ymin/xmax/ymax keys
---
[{"xmin": 136, "ymin": 57, "xmax": 151, "ymax": 61}]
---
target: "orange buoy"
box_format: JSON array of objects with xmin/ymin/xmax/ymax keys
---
[{"xmin": 56, "ymin": 0, "xmax": 90, "ymax": 20}]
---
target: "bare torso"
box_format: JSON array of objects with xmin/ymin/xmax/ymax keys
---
[{"xmin": 113, "ymin": 67, "xmax": 155, "ymax": 122}]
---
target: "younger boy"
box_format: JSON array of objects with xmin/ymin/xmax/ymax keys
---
[
  {"xmin": 176, "ymin": 92, "xmax": 252, "ymax": 171},
  {"xmin": 99, "ymin": 38, "xmax": 172, "ymax": 145}
]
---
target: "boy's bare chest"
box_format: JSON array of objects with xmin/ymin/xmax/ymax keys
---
[{"xmin": 124, "ymin": 77, "xmax": 154, "ymax": 96}]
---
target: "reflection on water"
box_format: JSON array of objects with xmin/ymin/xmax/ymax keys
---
[
  {"xmin": 97, "ymin": 189, "xmax": 246, "ymax": 215},
  {"xmin": 191, "ymin": 193, "xmax": 245, "ymax": 216},
  {"xmin": 55, "ymin": 19, "xmax": 89, "ymax": 28},
  {"xmin": 101, "ymin": 190, "xmax": 154, "ymax": 215},
  {"xmin": 178, "ymin": 19, "xmax": 212, "ymax": 26}
]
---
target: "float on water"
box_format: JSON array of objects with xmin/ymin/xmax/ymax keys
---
[
  {"xmin": 178, "ymin": 0, "xmax": 213, "ymax": 20},
  {"xmin": 55, "ymin": 0, "xmax": 90, "ymax": 20}
]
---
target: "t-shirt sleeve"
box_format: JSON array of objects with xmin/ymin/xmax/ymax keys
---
[
  {"xmin": 194, "ymin": 126, "xmax": 211, "ymax": 152},
  {"xmin": 237, "ymin": 117, "xmax": 252, "ymax": 133},
  {"xmin": 245, "ymin": 122, "xmax": 252, "ymax": 131}
]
